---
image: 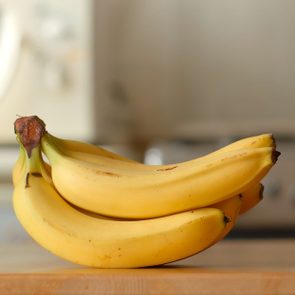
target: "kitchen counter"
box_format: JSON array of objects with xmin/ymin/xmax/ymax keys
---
[{"xmin": 0, "ymin": 239, "xmax": 294, "ymax": 294}]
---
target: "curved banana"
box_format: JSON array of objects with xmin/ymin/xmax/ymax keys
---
[
  {"xmin": 45, "ymin": 133, "xmax": 272, "ymax": 212},
  {"xmin": 14, "ymin": 133, "xmax": 273, "ymax": 184},
  {"xmin": 42, "ymin": 131, "xmax": 277, "ymax": 218},
  {"xmin": 13, "ymin": 146, "xmax": 227, "ymax": 268},
  {"xmin": 41, "ymin": 132, "xmax": 270, "ymax": 219},
  {"xmin": 54, "ymin": 132, "xmax": 275, "ymax": 159},
  {"xmin": 47, "ymin": 133, "xmax": 275, "ymax": 167}
]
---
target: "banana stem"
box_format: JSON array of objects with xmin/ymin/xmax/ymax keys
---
[
  {"xmin": 41, "ymin": 133, "xmax": 63, "ymax": 164},
  {"xmin": 24, "ymin": 147, "xmax": 42, "ymax": 173},
  {"xmin": 14, "ymin": 116, "xmax": 46, "ymax": 157},
  {"xmin": 15, "ymin": 144, "xmax": 45, "ymax": 189},
  {"xmin": 14, "ymin": 116, "xmax": 51, "ymax": 184}
]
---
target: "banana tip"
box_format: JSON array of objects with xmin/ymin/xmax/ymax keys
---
[
  {"xmin": 272, "ymin": 150, "xmax": 281, "ymax": 164},
  {"xmin": 223, "ymin": 215, "xmax": 231, "ymax": 224}
]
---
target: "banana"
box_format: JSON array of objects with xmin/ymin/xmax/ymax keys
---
[
  {"xmin": 42, "ymin": 132, "xmax": 278, "ymax": 218},
  {"xmin": 13, "ymin": 145, "xmax": 228, "ymax": 268},
  {"xmin": 17, "ymin": 133, "xmax": 272, "ymax": 186},
  {"xmin": 240, "ymin": 182, "xmax": 264, "ymax": 215},
  {"xmin": 31, "ymin": 133, "xmax": 273, "ymax": 185},
  {"xmin": 41, "ymin": 132, "xmax": 270, "ymax": 219},
  {"xmin": 46, "ymin": 133, "xmax": 275, "ymax": 168}
]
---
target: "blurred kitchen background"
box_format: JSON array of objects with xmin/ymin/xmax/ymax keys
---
[{"xmin": 1, "ymin": 0, "xmax": 295, "ymax": 245}]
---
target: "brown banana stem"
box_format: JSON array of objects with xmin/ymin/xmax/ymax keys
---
[{"xmin": 14, "ymin": 115, "xmax": 47, "ymax": 157}]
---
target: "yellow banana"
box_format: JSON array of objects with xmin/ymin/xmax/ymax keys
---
[
  {"xmin": 42, "ymin": 131, "xmax": 277, "ymax": 218},
  {"xmin": 13, "ymin": 145, "xmax": 227, "ymax": 268},
  {"xmin": 47, "ymin": 133, "xmax": 276, "ymax": 165},
  {"xmin": 42, "ymin": 132, "xmax": 270, "ymax": 219},
  {"xmin": 47, "ymin": 133, "xmax": 275, "ymax": 167},
  {"xmin": 44, "ymin": 133, "xmax": 272, "ymax": 216}
]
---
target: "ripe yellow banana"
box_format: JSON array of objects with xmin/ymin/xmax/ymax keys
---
[
  {"xmin": 46, "ymin": 133, "xmax": 275, "ymax": 169},
  {"xmin": 48, "ymin": 133, "xmax": 275, "ymax": 163},
  {"xmin": 13, "ymin": 145, "xmax": 228, "ymax": 268},
  {"xmin": 13, "ymin": 133, "xmax": 272, "ymax": 186},
  {"xmin": 42, "ymin": 132, "xmax": 278, "ymax": 218},
  {"xmin": 41, "ymin": 132, "xmax": 270, "ymax": 219}
]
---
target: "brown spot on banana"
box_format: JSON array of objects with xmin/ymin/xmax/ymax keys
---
[
  {"xmin": 156, "ymin": 166, "xmax": 178, "ymax": 171},
  {"xmin": 31, "ymin": 172, "xmax": 42, "ymax": 177},
  {"xmin": 25, "ymin": 173, "xmax": 30, "ymax": 188},
  {"xmin": 95, "ymin": 170, "xmax": 120, "ymax": 177}
]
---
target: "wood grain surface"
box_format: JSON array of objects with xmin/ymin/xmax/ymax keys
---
[{"xmin": 0, "ymin": 239, "xmax": 295, "ymax": 294}]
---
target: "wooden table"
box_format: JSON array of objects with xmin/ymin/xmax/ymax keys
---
[{"xmin": 1, "ymin": 239, "xmax": 295, "ymax": 294}]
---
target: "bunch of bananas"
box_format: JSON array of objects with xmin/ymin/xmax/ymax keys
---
[{"xmin": 12, "ymin": 116, "xmax": 280, "ymax": 268}]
